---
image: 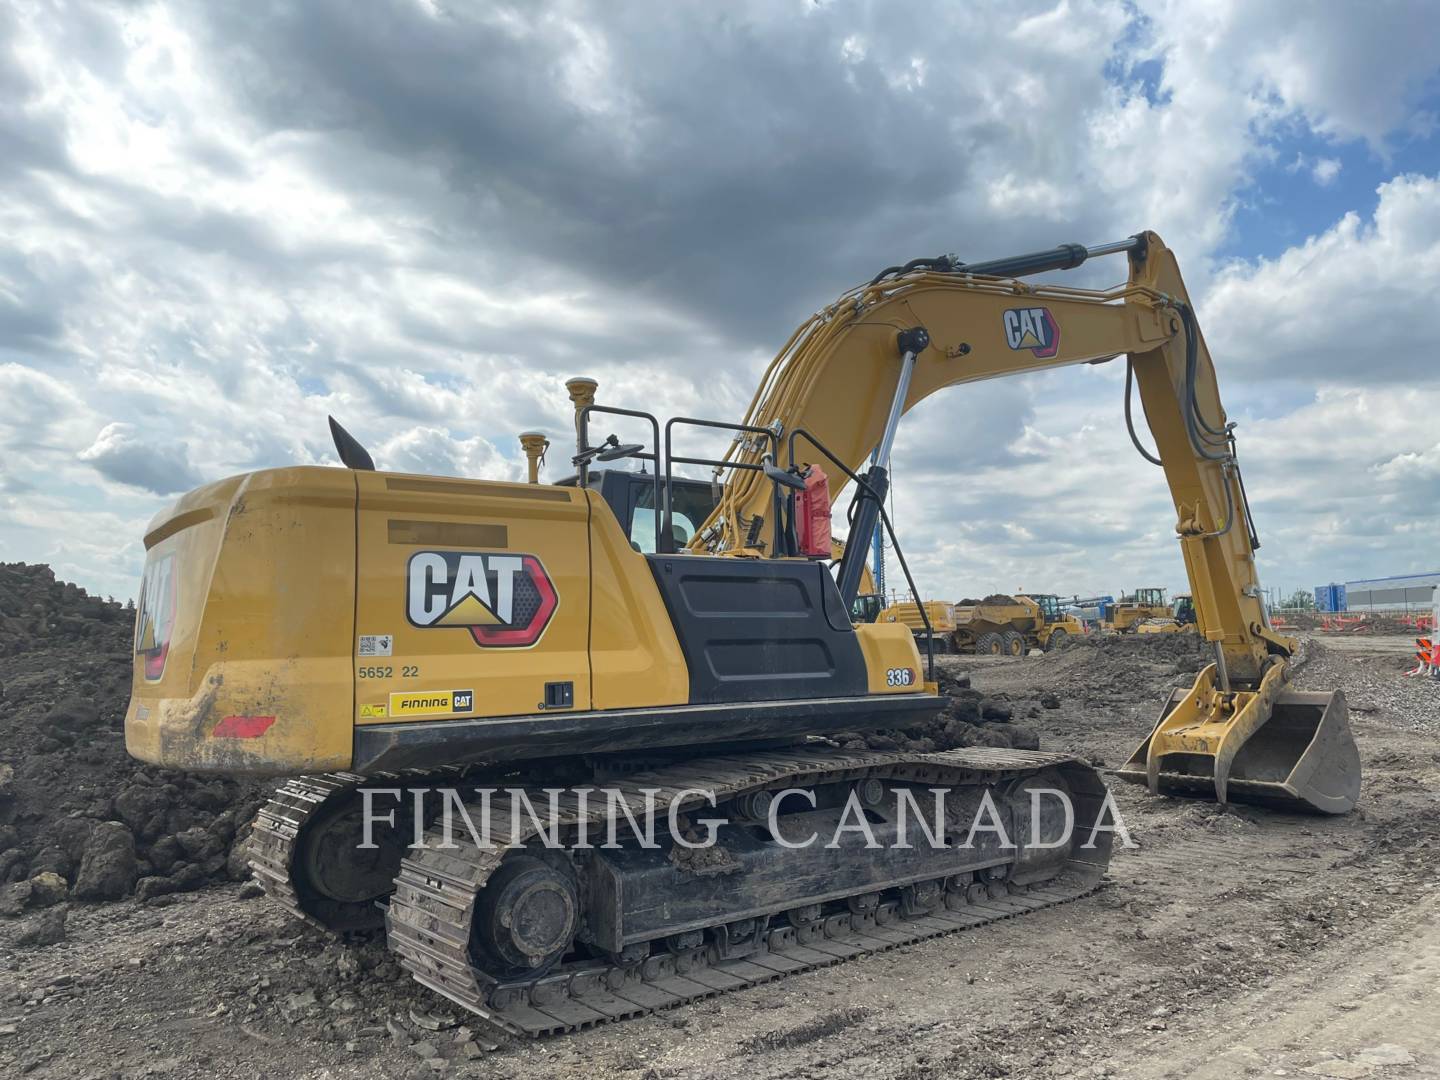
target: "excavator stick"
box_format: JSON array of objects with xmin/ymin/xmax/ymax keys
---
[{"xmin": 1116, "ymin": 664, "xmax": 1360, "ymax": 814}]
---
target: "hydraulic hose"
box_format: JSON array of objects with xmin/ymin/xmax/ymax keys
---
[
  {"xmin": 1126, "ymin": 301, "xmax": 1238, "ymax": 541},
  {"xmin": 1181, "ymin": 303, "xmax": 1230, "ymax": 441},
  {"xmin": 1189, "ymin": 458, "xmax": 1237, "ymax": 540},
  {"xmin": 1124, "ymin": 357, "xmax": 1163, "ymax": 466},
  {"xmin": 1175, "ymin": 302, "xmax": 1233, "ymax": 463}
]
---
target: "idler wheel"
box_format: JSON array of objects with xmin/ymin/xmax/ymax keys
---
[
  {"xmin": 471, "ymin": 854, "xmax": 578, "ymax": 978},
  {"xmin": 302, "ymin": 799, "xmax": 409, "ymax": 905}
]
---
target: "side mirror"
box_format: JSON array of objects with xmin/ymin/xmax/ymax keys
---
[
  {"xmin": 597, "ymin": 441, "xmax": 645, "ymax": 462},
  {"xmin": 764, "ymin": 461, "xmax": 806, "ymax": 491}
]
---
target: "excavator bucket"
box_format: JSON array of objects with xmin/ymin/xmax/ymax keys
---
[{"xmin": 1117, "ymin": 664, "xmax": 1361, "ymax": 814}]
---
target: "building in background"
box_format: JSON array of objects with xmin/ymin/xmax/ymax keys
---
[{"xmin": 1341, "ymin": 571, "xmax": 1440, "ymax": 612}]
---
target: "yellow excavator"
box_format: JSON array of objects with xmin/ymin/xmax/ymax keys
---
[{"xmin": 125, "ymin": 231, "xmax": 1359, "ymax": 1036}]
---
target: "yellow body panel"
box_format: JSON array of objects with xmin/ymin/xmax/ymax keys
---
[
  {"xmin": 352, "ymin": 472, "xmax": 593, "ymax": 723},
  {"xmin": 585, "ymin": 490, "xmax": 691, "ymax": 709},
  {"xmin": 854, "ymin": 623, "xmax": 927, "ymax": 692},
  {"xmin": 125, "ymin": 468, "xmax": 357, "ymax": 774},
  {"xmin": 127, "ymin": 467, "xmax": 835, "ymax": 774}
]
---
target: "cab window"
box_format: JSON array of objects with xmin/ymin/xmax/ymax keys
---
[{"xmin": 631, "ymin": 482, "xmax": 712, "ymax": 553}]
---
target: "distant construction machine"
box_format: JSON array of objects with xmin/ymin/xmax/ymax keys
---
[
  {"xmin": 1105, "ymin": 587, "xmax": 1174, "ymax": 632},
  {"xmin": 1135, "ymin": 592, "xmax": 1198, "ymax": 634},
  {"xmin": 880, "ymin": 593, "xmax": 1084, "ymax": 655}
]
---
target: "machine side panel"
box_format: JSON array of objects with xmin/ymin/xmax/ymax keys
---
[
  {"xmin": 586, "ymin": 492, "xmax": 691, "ymax": 710},
  {"xmin": 353, "ymin": 473, "xmax": 592, "ymax": 723},
  {"xmin": 853, "ymin": 622, "xmax": 927, "ymax": 692},
  {"xmin": 645, "ymin": 555, "xmax": 867, "ymax": 703}
]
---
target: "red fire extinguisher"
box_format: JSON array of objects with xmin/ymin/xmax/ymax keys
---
[{"xmin": 793, "ymin": 464, "xmax": 832, "ymax": 557}]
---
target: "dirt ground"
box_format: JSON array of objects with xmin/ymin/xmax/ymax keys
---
[{"xmin": 3, "ymin": 631, "xmax": 1438, "ymax": 1080}]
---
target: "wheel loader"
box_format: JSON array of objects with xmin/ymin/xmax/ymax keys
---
[{"xmin": 125, "ymin": 231, "xmax": 1360, "ymax": 1037}]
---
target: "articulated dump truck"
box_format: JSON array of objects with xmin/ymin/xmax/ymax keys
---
[
  {"xmin": 879, "ymin": 593, "xmax": 1084, "ymax": 655},
  {"xmin": 125, "ymin": 233, "xmax": 1360, "ymax": 1037}
]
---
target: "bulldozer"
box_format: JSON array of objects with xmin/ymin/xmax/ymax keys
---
[
  {"xmin": 125, "ymin": 231, "xmax": 1360, "ymax": 1036},
  {"xmin": 1135, "ymin": 592, "xmax": 1198, "ymax": 634},
  {"xmin": 879, "ymin": 593, "xmax": 1083, "ymax": 654},
  {"xmin": 1106, "ymin": 587, "xmax": 1174, "ymax": 632}
]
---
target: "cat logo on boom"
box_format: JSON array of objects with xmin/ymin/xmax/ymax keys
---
[
  {"xmin": 1003, "ymin": 307, "xmax": 1061, "ymax": 359},
  {"xmin": 406, "ymin": 551, "xmax": 558, "ymax": 648}
]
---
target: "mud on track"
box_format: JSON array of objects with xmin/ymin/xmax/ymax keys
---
[{"xmin": 3, "ymin": 631, "xmax": 1439, "ymax": 1079}]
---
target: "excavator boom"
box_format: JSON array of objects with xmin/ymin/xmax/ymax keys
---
[{"xmin": 693, "ymin": 231, "xmax": 1358, "ymax": 814}]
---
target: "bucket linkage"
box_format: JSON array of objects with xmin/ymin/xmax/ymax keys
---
[{"xmin": 1117, "ymin": 661, "xmax": 1361, "ymax": 815}]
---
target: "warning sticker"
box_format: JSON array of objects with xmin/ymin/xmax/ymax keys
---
[
  {"xmin": 388, "ymin": 689, "xmax": 475, "ymax": 719},
  {"xmin": 359, "ymin": 634, "xmax": 394, "ymax": 657},
  {"xmin": 359, "ymin": 703, "xmax": 388, "ymax": 719}
]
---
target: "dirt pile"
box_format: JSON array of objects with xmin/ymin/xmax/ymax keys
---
[
  {"xmin": 827, "ymin": 632, "xmax": 1208, "ymax": 757},
  {"xmin": 0, "ymin": 564, "xmax": 266, "ymax": 930},
  {"xmin": 1276, "ymin": 611, "xmax": 1428, "ymax": 635},
  {"xmin": 1353, "ymin": 614, "xmax": 1425, "ymax": 635},
  {"xmin": 0, "ymin": 562, "xmax": 130, "ymax": 657},
  {"xmin": 829, "ymin": 668, "xmax": 1043, "ymax": 755},
  {"xmin": 1031, "ymin": 629, "xmax": 1208, "ymax": 698}
]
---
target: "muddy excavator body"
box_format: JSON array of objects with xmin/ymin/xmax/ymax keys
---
[{"xmin": 125, "ymin": 230, "xmax": 1359, "ymax": 1036}]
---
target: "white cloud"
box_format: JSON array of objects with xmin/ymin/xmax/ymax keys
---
[
  {"xmin": 1312, "ymin": 157, "xmax": 1342, "ymax": 186},
  {"xmin": 78, "ymin": 421, "xmax": 202, "ymax": 494},
  {"xmin": 0, "ymin": 0, "xmax": 1436, "ymax": 604},
  {"xmin": 1136, "ymin": 0, "xmax": 1440, "ymax": 149},
  {"xmin": 1204, "ymin": 173, "xmax": 1440, "ymax": 387}
]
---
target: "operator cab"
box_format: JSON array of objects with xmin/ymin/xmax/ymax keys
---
[
  {"xmin": 1130, "ymin": 587, "xmax": 1167, "ymax": 607},
  {"xmin": 850, "ymin": 593, "xmax": 885, "ymax": 625},
  {"xmin": 558, "ymin": 468, "xmax": 719, "ymax": 553},
  {"xmin": 1031, "ymin": 594, "xmax": 1064, "ymax": 623}
]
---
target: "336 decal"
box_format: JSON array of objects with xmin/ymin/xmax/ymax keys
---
[{"xmin": 406, "ymin": 551, "xmax": 557, "ymax": 648}]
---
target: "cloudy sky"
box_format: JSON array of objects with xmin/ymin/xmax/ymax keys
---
[{"xmin": 2, "ymin": 0, "xmax": 1438, "ymax": 605}]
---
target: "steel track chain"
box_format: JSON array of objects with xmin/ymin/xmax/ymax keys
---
[
  {"xmin": 384, "ymin": 746, "xmax": 1109, "ymax": 1038},
  {"xmin": 250, "ymin": 765, "xmax": 478, "ymax": 932},
  {"xmin": 250, "ymin": 771, "xmax": 376, "ymax": 931}
]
